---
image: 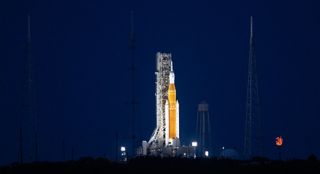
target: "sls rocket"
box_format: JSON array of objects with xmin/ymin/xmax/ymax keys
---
[
  {"xmin": 147, "ymin": 53, "xmax": 180, "ymax": 149},
  {"xmin": 165, "ymin": 62, "xmax": 179, "ymax": 145}
]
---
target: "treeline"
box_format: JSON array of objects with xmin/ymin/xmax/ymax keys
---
[{"xmin": 0, "ymin": 155, "xmax": 319, "ymax": 174}]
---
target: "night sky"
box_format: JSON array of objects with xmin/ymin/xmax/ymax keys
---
[{"xmin": 1, "ymin": 0, "xmax": 320, "ymax": 165}]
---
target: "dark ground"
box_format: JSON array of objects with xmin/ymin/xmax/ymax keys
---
[{"xmin": 1, "ymin": 156, "xmax": 320, "ymax": 174}]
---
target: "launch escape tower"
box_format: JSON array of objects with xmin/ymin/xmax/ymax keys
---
[
  {"xmin": 196, "ymin": 101, "xmax": 211, "ymax": 157},
  {"xmin": 145, "ymin": 52, "xmax": 180, "ymax": 155},
  {"xmin": 243, "ymin": 16, "xmax": 263, "ymax": 159}
]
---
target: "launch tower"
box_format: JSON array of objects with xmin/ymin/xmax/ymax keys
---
[
  {"xmin": 149, "ymin": 52, "xmax": 180, "ymax": 146},
  {"xmin": 142, "ymin": 52, "xmax": 181, "ymax": 156}
]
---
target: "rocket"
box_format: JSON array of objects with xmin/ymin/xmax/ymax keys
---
[
  {"xmin": 147, "ymin": 53, "xmax": 181, "ymax": 151},
  {"xmin": 165, "ymin": 61, "xmax": 179, "ymax": 145}
]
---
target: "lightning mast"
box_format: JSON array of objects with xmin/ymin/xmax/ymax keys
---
[
  {"xmin": 19, "ymin": 15, "xmax": 33, "ymax": 164},
  {"xmin": 129, "ymin": 10, "xmax": 137, "ymax": 157},
  {"xmin": 29, "ymin": 15, "xmax": 39, "ymax": 162},
  {"xmin": 22, "ymin": 14, "xmax": 39, "ymax": 162},
  {"xmin": 244, "ymin": 16, "xmax": 262, "ymax": 159}
]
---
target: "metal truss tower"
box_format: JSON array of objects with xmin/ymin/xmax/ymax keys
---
[
  {"xmin": 129, "ymin": 10, "xmax": 137, "ymax": 157},
  {"xmin": 147, "ymin": 52, "xmax": 180, "ymax": 152},
  {"xmin": 148, "ymin": 53, "xmax": 172, "ymax": 148},
  {"xmin": 196, "ymin": 101, "xmax": 211, "ymax": 157},
  {"xmin": 139, "ymin": 53, "xmax": 182, "ymax": 157},
  {"xmin": 244, "ymin": 16, "xmax": 262, "ymax": 159},
  {"xmin": 19, "ymin": 14, "xmax": 39, "ymax": 163}
]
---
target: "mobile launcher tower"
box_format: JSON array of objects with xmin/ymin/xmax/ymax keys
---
[{"xmin": 139, "ymin": 52, "xmax": 189, "ymax": 157}]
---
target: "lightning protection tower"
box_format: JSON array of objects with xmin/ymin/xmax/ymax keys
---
[
  {"xmin": 243, "ymin": 16, "xmax": 263, "ymax": 159},
  {"xmin": 19, "ymin": 14, "xmax": 39, "ymax": 163},
  {"xmin": 128, "ymin": 10, "xmax": 137, "ymax": 157}
]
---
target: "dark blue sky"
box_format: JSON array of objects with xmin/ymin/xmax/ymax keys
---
[{"xmin": 0, "ymin": 0, "xmax": 320, "ymax": 165}]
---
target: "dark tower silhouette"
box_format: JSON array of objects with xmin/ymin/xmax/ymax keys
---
[
  {"xmin": 129, "ymin": 10, "xmax": 137, "ymax": 157},
  {"xmin": 28, "ymin": 15, "xmax": 39, "ymax": 162},
  {"xmin": 20, "ymin": 14, "xmax": 39, "ymax": 162},
  {"xmin": 244, "ymin": 16, "xmax": 262, "ymax": 159},
  {"xmin": 27, "ymin": 15, "xmax": 39, "ymax": 162},
  {"xmin": 18, "ymin": 15, "xmax": 33, "ymax": 164},
  {"xmin": 196, "ymin": 101, "xmax": 211, "ymax": 157}
]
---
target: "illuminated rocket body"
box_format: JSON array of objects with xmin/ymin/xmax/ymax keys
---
[
  {"xmin": 148, "ymin": 53, "xmax": 180, "ymax": 148},
  {"xmin": 166, "ymin": 62, "xmax": 179, "ymax": 144}
]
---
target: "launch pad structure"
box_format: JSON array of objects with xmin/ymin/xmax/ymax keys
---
[{"xmin": 138, "ymin": 52, "xmax": 192, "ymax": 157}]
